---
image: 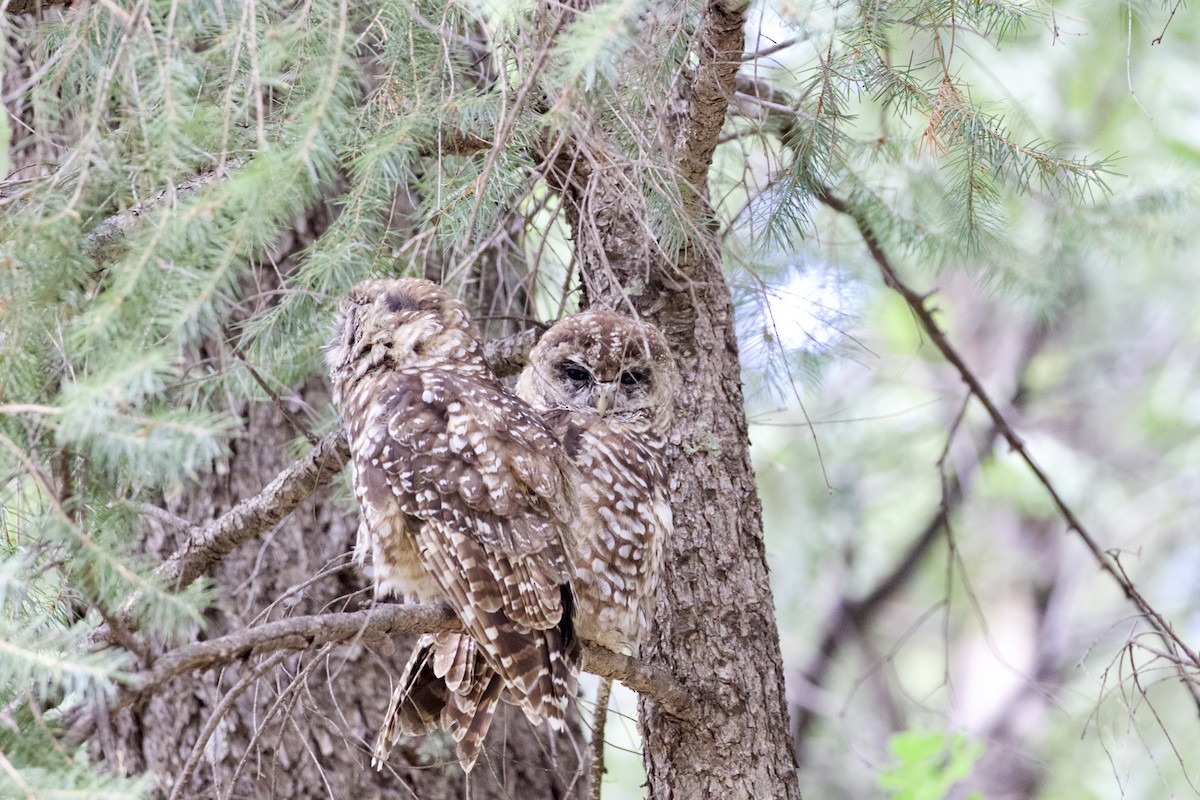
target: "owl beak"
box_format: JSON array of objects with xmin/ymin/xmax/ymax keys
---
[{"xmin": 595, "ymin": 383, "xmax": 618, "ymax": 418}]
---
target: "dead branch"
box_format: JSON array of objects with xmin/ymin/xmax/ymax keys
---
[
  {"xmin": 816, "ymin": 184, "xmax": 1200, "ymax": 709},
  {"xmin": 792, "ymin": 328, "xmax": 1047, "ymax": 746},
  {"xmin": 159, "ymin": 430, "xmax": 351, "ymax": 590},
  {"xmin": 118, "ymin": 604, "xmax": 695, "ymax": 721},
  {"xmin": 792, "ymin": 474, "xmax": 965, "ymax": 742}
]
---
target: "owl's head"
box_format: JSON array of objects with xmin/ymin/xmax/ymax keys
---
[
  {"xmin": 517, "ymin": 311, "xmax": 678, "ymax": 431},
  {"xmin": 326, "ymin": 278, "xmax": 483, "ymax": 397}
]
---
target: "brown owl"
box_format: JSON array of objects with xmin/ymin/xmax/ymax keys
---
[
  {"xmin": 516, "ymin": 310, "xmax": 676, "ymax": 799},
  {"xmin": 515, "ymin": 310, "xmax": 676, "ymax": 657},
  {"xmin": 326, "ymin": 278, "xmax": 580, "ymax": 772}
]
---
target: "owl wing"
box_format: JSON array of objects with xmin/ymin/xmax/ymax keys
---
[
  {"xmin": 376, "ymin": 368, "xmax": 578, "ymax": 728},
  {"xmin": 540, "ymin": 409, "xmax": 673, "ymax": 655}
]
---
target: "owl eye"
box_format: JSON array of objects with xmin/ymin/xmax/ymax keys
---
[
  {"xmin": 620, "ymin": 369, "xmax": 649, "ymax": 387},
  {"xmin": 559, "ymin": 363, "xmax": 591, "ymax": 383}
]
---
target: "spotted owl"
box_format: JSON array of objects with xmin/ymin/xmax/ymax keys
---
[
  {"xmin": 326, "ymin": 278, "xmax": 580, "ymax": 772},
  {"xmin": 516, "ymin": 310, "xmax": 677, "ymax": 656}
]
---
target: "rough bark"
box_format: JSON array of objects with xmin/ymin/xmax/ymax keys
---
[
  {"xmin": 633, "ymin": 246, "xmax": 801, "ymax": 799},
  {"xmin": 546, "ymin": 0, "xmax": 802, "ymax": 796}
]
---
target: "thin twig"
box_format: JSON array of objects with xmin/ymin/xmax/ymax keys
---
[
  {"xmin": 741, "ymin": 35, "xmax": 806, "ymax": 62},
  {"xmin": 1151, "ymin": 0, "xmax": 1184, "ymax": 45},
  {"xmin": 228, "ymin": 343, "xmax": 319, "ymax": 446},
  {"xmin": 589, "ymin": 677, "xmax": 613, "ymax": 800},
  {"xmin": 166, "ymin": 651, "xmax": 290, "ymax": 800},
  {"xmin": 816, "ymin": 184, "xmax": 1200, "ymax": 712}
]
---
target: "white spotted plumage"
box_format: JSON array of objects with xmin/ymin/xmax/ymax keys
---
[
  {"xmin": 513, "ymin": 310, "xmax": 677, "ymax": 800},
  {"xmin": 326, "ymin": 278, "xmax": 580, "ymax": 772},
  {"xmin": 515, "ymin": 310, "xmax": 677, "ymax": 656}
]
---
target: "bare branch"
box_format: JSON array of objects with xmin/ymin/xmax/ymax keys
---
[
  {"xmin": 158, "ymin": 430, "xmax": 350, "ymax": 590},
  {"xmin": 118, "ymin": 604, "xmax": 696, "ymax": 721},
  {"xmin": 793, "ymin": 406, "xmax": 1005, "ymax": 745},
  {"xmin": 816, "ymin": 184, "xmax": 1200, "ymax": 707},
  {"xmin": 483, "ymin": 325, "xmax": 540, "ymax": 378},
  {"xmin": 678, "ymin": 0, "xmax": 751, "ymax": 207},
  {"xmin": 741, "ymin": 35, "xmax": 805, "ymax": 62},
  {"xmin": 583, "ymin": 645, "xmax": 693, "ymax": 720}
]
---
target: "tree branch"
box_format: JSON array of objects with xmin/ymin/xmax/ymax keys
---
[
  {"xmin": 816, "ymin": 184, "xmax": 1200, "ymax": 701},
  {"xmin": 678, "ymin": 0, "xmax": 750, "ymax": 205},
  {"xmin": 158, "ymin": 430, "xmax": 350, "ymax": 589},
  {"xmin": 117, "ymin": 604, "xmax": 695, "ymax": 721},
  {"xmin": 85, "ymin": 158, "xmax": 246, "ymax": 263}
]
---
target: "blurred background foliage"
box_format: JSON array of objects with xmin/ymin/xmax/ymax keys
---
[
  {"xmin": 729, "ymin": 2, "xmax": 1200, "ymax": 799},
  {"xmin": 2, "ymin": 0, "xmax": 1199, "ymax": 796}
]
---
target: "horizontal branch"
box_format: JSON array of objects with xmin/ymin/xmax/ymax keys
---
[
  {"xmin": 121, "ymin": 604, "xmax": 695, "ymax": 720},
  {"xmin": 581, "ymin": 645, "xmax": 693, "ymax": 720}
]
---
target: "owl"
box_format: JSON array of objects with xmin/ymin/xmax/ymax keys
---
[
  {"xmin": 515, "ymin": 310, "xmax": 677, "ymax": 657},
  {"xmin": 326, "ymin": 278, "xmax": 580, "ymax": 771}
]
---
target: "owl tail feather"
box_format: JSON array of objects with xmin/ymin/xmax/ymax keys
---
[
  {"xmin": 372, "ymin": 635, "xmax": 446, "ymax": 770},
  {"xmin": 373, "ymin": 591, "xmax": 581, "ymax": 773},
  {"xmin": 446, "ymin": 672, "xmax": 505, "ymax": 772},
  {"xmin": 372, "ymin": 633, "xmax": 505, "ymax": 773}
]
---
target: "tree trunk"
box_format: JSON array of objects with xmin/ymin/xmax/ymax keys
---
[
  {"xmin": 637, "ymin": 257, "xmax": 801, "ymax": 799},
  {"xmin": 546, "ymin": 0, "xmax": 803, "ymax": 795}
]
